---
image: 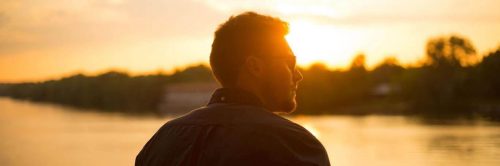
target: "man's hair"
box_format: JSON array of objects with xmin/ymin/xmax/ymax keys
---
[{"xmin": 210, "ymin": 12, "xmax": 289, "ymax": 87}]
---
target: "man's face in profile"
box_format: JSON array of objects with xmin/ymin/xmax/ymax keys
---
[{"xmin": 259, "ymin": 38, "xmax": 303, "ymax": 113}]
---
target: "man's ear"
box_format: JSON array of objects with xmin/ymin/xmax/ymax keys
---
[{"xmin": 244, "ymin": 56, "xmax": 263, "ymax": 77}]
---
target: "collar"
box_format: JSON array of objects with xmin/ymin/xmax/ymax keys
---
[{"xmin": 208, "ymin": 88, "xmax": 264, "ymax": 107}]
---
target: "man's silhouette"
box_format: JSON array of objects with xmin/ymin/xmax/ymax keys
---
[{"xmin": 136, "ymin": 12, "xmax": 330, "ymax": 166}]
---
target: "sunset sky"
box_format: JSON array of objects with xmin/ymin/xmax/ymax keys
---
[{"xmin": 1, "ymin": 0, "xmax": 499, "ymax": 82}]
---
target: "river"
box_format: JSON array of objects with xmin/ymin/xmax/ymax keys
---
[{"xmin": 0, "ymin": 97, "xmax": 499, "ymax": 166}]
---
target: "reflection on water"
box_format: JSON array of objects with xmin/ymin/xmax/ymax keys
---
[
  {"xmin": 292, "ymin": 116, "xmax": 500, "ymax": 166},
  {"xmin": 1, "ymin": 97, "xmax": 499, "ymax": 166}
]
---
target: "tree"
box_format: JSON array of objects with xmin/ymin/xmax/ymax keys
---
[
  {"xmin": 350, "ymin": 53, "xmax": 367, "ymax": 71},
  {"xmin": 402, "ymin": 35, "xmax": 478, "ymax": 117},
  {"xmin": 372, "ymin": 56, "xmax": 404, "ymax": 83},
  {"xmin": 426, "ymin": 35, "xmax": 476, "ymax": 67},
  {"xmin": 476, "ymin": 47, "xmax": 500, "ymax": 98}
]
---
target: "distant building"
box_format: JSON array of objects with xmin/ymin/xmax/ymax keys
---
[
  {"xmin": 159, "ymin": 82, "xmax": 219, "ymax": 115},
  {"xmin": 373, "ymin": 83, "xmax": 391, "ymax": 96},
  {"xmin": 372, "ymin": 82, "xmax": 400, "ymax": 97}
]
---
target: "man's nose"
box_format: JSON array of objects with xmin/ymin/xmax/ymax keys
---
[{"xmin": 293, "ymin": 68, "xmax": 303, "ymax": 82}]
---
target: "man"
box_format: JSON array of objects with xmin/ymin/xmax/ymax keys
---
[{"xmin": 136, "ymin": 12, "xmax": 330, "ymax": 166}]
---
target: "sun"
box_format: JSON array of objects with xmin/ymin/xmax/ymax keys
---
[{"xmin": 286, "ymin": 20, "xmax": 361, "ymax": 68}]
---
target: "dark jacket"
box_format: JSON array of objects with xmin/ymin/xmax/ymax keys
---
[{"xmin": 136, "ymin": 88, "xmax": 330, "ymax": 166}]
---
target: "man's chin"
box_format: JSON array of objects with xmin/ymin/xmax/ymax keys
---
[{"xmin": 271, "ymin": 100, "xmax": 297, "ymax": 114}]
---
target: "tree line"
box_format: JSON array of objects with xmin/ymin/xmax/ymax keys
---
[
  {"xmin": 0, "ymin": 65, "xmax": 213, "ymax": 114},
  {"xmin": 0, "ymin": 34, "xmax": 499, "ymax": 119},
  {"xmin": 297, "ymin": 35, "xmax": 500, "ymax": 120}
]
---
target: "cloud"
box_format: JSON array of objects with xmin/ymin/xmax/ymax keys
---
[
  {"xmin": 200, "ymin": 0, "xmax": 500, "ymax": 25},
  {"xmin": 3, "ymin": 0, "xmax": 498, "ymax": 57},
  {"xmin": 0, "ymin": 12, "xmax": 8, "ymax": 27},
  {"xmin": 0, "ymin": 0, "xmax": 225, "ymax": 56}
]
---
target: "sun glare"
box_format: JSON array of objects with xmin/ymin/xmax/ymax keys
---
[{"xmin": 286, "ymin": 20, "xmax": 361, "ymax": 68}]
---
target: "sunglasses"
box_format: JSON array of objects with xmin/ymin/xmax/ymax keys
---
[{"xmin": 254, "ymin": 55, "xmax": 297, "ymax": 69}]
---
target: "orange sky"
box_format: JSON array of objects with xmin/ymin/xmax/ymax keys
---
[{"xmin": 1, "ymin": 0, "xmax": 499, "ymax": 82}]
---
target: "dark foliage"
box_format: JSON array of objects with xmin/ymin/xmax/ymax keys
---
[
  {"xmin": 0, "ymin": 64, "xmax": 215, "ymax": 113},
  {"xmin": 295, "ymin": 35, "xmax": 500, "ymax": 119}
]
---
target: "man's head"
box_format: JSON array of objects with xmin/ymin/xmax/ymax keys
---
[{"xmin": 210, "ymin": 12, "xmax": 303, "ymax": 113}]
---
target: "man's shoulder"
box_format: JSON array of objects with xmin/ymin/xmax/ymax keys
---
[
  {"xmin": 164, "ymin": 103, "xmax": 303, "ymax": 128},
  {"xmin": 157, "ymin": 103, "xmax": 318, "ymax": 143},
  {"xmin": 162, "ymin": 103, "xmax": 320, "ymax": 144}
]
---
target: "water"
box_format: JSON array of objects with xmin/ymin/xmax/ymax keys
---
[{"xmin": 0, "ymin": 97, "xmax": 499, "ymax": 166}]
